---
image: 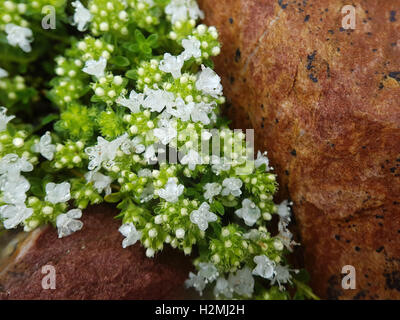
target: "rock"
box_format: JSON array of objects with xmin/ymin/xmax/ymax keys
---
[
  {"xmin": 0, "ymin": 204, "xmax": 192, "ymax": 299},
  {"xmin": 198, "ymin": 0, "xmax": 400, "ymax": 299}
]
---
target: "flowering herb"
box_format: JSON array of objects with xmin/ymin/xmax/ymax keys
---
[{"xmin": 0, "ymin": 0, "xmax": 316, "ymax": 300}]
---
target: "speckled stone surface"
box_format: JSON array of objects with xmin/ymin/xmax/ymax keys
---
[
  {"xmin": 0, "ymin": 204, "xmax": 192, "ymax": 300},
  {"xmin": 198, "ymin": 0, "xmax": 400, "ymax": 299}
]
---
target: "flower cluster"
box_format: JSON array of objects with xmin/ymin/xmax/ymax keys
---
[{"xmin": 0, "ymin": 0, "xmax": 315, "ymax": 300}]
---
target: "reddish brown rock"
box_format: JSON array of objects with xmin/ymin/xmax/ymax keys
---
[
  {"xmin": 198, "ymin": 0, "xmax": 400, "ymax": 299},
  {"xmin": 0, "ymin": 205, "xmax": 192, "ymax": 300}
]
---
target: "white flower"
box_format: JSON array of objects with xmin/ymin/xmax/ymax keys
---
[
  {"xmin": 203, "ymin": 183, "xmax": 221, "ymax": 202},
  {"xmin": 144, "ymin": 144, "xmax": 157, "ymax": 163},
  {"xmin": 221, "ymin": 177, "xmax": 242, "ymax": 197},
  {"xmin": 0, "ymin": 68, "xmax": 8, "ymax": 79},
  {"xmin": 45, "ymin": 182, "xmax": 71, "ymax": 204},
  {"xmin": 0, "ymin": 204, "xmax": 33, "ymax": 229},
  {"xmin": 190, "ymin": 202, "xmax": 217, "ymax": 231},
  {"xmin": 165, "ymin": 0, "xmax": 204, "ymax": 24},
  {"xmin": 120, "ymin": 136, "xmax": 145, "ymax": 155},
  {"xmin": 276, "ymin": 200, "xmax": 298, "ymax": 251},
  {"xmin": 185, "ymin": 272, "xmax": 207, "ymax": 295},
  {"xmin": 214, "ymin": 277, "xmax": 233, "ymax": 298},
  {"xmin": 2, "ymin": 175, "xmax": 30, "ymax": 204},
  {"xmin": 235, "ymin": 198, "xmax": 261, "ymax": 227},
  {"xmin": 252, "ymin": 255, "xmax": 276, "ymax": 280},
  {"xmin": 85, "ymin": 134, "xmax": 128, "ymax": 171},
  {"xmin": 211, "ymin": 156, "xmax": 231, "ymax": 174},
  {"xmin": 191, "ymin": 101, "xmax": 213, "ymax": 125},
  {"xmin": 228, "ymin": 267, "xmax": 254, "ymax": 297},
  {"xmin": 181, "ymin": 36, "xmax": 201, "ymax": 60},
  {"xmin": 181, "ymin": 149, "xmax": 201, "ymax": 170},
  {"xmin": 5, "ymin": 24, "xmax": 33, "ymax": 53},
  {"xmin": 271, "ymin": 265, "xmax": 294, "ymax": 290},
  {"xmin": 56, "ymin": 209, "xmax": 83, "ymax": 238},
  {"xmin": 157, "ymin": 178, "xmax": 184, "ymax": 203},
  {"xmin": 154, "ymin": 119, "xmax": 177, "ymax": 145},
  {"xmin": 0, "ymin": 154, "xmax": 33, "ymax": 177},
  {"xmin": 0, "ymin": 107, "xmax": 15, "ymax": 132},
  {"xmin": 196, "ymin": 65, "xmax": 223, "ymax": 98},
  {"xmin": 143, "ymin": 88, "xmax": 175, "ymax": 113},
  {"xmin": 140, "ymin": 184, "xmax": 155, "ymax": 203},
  {"xmin": 255, "ymin": 151, "xmax": 270, "ymax": 171},
  {"xmin": 159, "ymin": 53, "xmax": 184, "ymax": 79},
  {"xmin": 116, "ymin": 90, "xmax": 144, "ymax": 114},
  {"xmin": 119, "ymin": 222, "xmax": 142, "ymax": 248},
  {"xmin": 71, "ymin": 0, "xmax": 93, "ymax": 32},
  {"xmin": 138, "ymin": 169, "xmax": 152, "ymax": 177},
  {"xmin": 85, "ymin": 171, "xmax": 113, "ymax": 195},
  {"xmin": 198, "ymin": 262, "xmax": 219, "ymax": 282},
  {"xmin": 32, "ymin": 131, "xmax": 56, "ymax": 160},
  {"xmin": 82, "ymin": 57, "xmax": 107, "ymax": 78},
  {"xmin": 167, "ymin": 97, "xmax": 193, "ymax": 121}
]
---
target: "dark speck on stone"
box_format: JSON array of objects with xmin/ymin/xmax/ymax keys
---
[
  {"xmin": 355, "ymin": 246, "xmax": 361, "ymax": 252},
  {"xmin": 335, "ymin": 235, "xmax": 341, "ymax": 241},
  {"xmin": 290, "ymin": 149, "xmax": 297, "ymax": 156},
  {"xmin": 304, "ymin": 15, "xmax": 310, "ymax": 22},
  {"xmin": 235, "ymin": 48, "xmax": 241, "ymax": 62},
  {"xmin": 278, "ymin": 0, "xmax": 288, "ymax": 9},
  {"xmin": 389, "ymin": 71, "xmax": 400, "ymax": 82},
  {"xmin": 390, "ymin": 11, "xmax": 397, "ymax": 22},
  {"xmin": 309, "ymin": 74, "xmax": 318, "ymax": 82},
  {"xmin": 376, "ymin": 246, "xmax": 384, "ymax": 253},
  {"xmin": 390, "ymin": 167, "xmax": 396, "ymax": 173},
  {"xmin": 229, "ymin": 17, "xmax": 234, "ymax": 24}
]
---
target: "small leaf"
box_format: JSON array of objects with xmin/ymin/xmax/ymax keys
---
[
  {"xmin": 211, "ymin": 201, "xmax": 225, "ymax": 215},
  {"xmin": 125, "ymin": 69, "xmax": 137, "ymax": 80},
  {"xmin": 111, "ymin": 56, "xmax": 130, "ymax": 67},
  {"xmin": 104, "ymin": 192, "xmax": 122, "ymax": 203}
]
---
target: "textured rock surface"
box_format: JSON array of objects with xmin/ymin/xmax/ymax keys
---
[
  {"xmin": 198, "ymin": 0, "xmax": 400, "ymax": 299},
  {"xmin": 0, "ymin": 205, "xmax": 192, "ymax": 300}
]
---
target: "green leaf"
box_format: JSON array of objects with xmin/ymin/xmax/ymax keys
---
[
  {"xmin": 104, "ymin": 192, "xmax": 122, "ymax": 203},
  {"xmin": 111, "ymin": 56, "xmax": 130, "ymax": 67},
  {"xmin": 125, "ymin": 69, "xmax": 137, "ymax": 80},
  {"xmin": 211, "ymin": 201, "xmax": 225, "ymax": 215}
]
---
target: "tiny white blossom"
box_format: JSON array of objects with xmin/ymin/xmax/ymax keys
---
[
  {"xmin": 143, "ymin": 88, "xmax": 175, "ymax": 113},
  {"xmin": 165, "ymin": 0, "xmax": 204, "ymax": 24},
  {"xmin": 82, "ymin": 57, "xmax": 107, "ymax": 78},
  {"xmin": 144, "ymin": 144, "xmax": 157, "ymax": 163},
  {"xmin": 221, "ymin": 177, "xmax": 242, "ymax": 197},
  {"xmin": 5, "ymin": 24, "xmax": 33, "ymax": 53},
  {"xmin": 211, "ymin": 156, "xmax": 231, "ymax": 174},
  {"xmin": 181, "ymin": 149, "xmax": 201, "ymax": 170},
  {"xmin": 71, "ymin": 0, "xmax": 93, "ymax": 32},
  {"xmin": 0, "ymin": 107, "xmax": 15, "ymax": 132},
  {"xmin": 0, "ymin": 204, "xmax": 33, "ymax": 229},
  {"xmin": 2, "ymin": 175, "xmax": 30, "ymax": 204},
  {"xmin": 0, "ymin": 68, "xmax": 8, "ymax": 79},
  {"xmin": 85, "ymin": 171, "xmax": 113, "ymax": 195},
  {"xmin": 252, "ymin": 255, "xmax": 276, "ymax": 280},
  {"xmin": 198, "ymin": 262, "xmax": 219, "ymax": 282},
  {"xmin": 196, "ymin": 65, "xmax": 223, "ymax": 98},
  {"xmin": 159, "ymin": 53, "xmax": 184, "ymax": 79},
  {"xmin": 190, "ymin": 202, "xmax": 217, "ymax": 231},
  {"xmin": 56, "ymin": 209, "xmax": 83, "ymax": 238},
  {"xmin": 255, "ymin": 151, "xmax": 270, "ymax": 171},
  {"xmin": 271, "ymin": 264, "xmax": 295, "ymax": 290},
  {"xmin": 0, "ymin": 153, "xmax": 33, "ymax": 177},
  {"xmin": 167, "ymin": 97, "xmax": 193, "ymax": 121},
  {"xmin": 235, "ymin": 199, "xmax": 261, "ymax": 226},
  {"xmin": 203, "ymin": 183, "xmax": 221, "ymax": 202},
  {"xmin": 214, "ymin": 277, "xmax": 233, "ymax": 298},
  {"xmin": 116, "ymin": 90, "xmax": 144, "ymax": 114},
  {"xmin": 191, "ymin": 101, "xmax": 213, "ymax": 125},
  {"xmin": 228, "ymin": 267, "xmax": 254, "ymax": 298},
  {"xmin": 153, "ymin": 119, "xmax": 177, "ymax": 145},
  {"xmin": 45, "ymin": 182, "xmax": 71, "ymax": 204},
  {"xmin": 32, "ymin": 131, "xmax": 56, "ymax": 160},
  {"xmin": 157, "ymin": 178, "xmax": 184, "ymax": 203},
  {"xmin": 276, "ymin": 200, "xmax": 298, "ymax": 251},
  {"xmin": 181, "ymin": 36, "xmax": 201, "ymax": 60},
  {"xmin": 119, "ymin": 222, "xmax": 142, "ymax": 248},
  {"xmin": 85, "ymin": 134, "xmax": 128, "ymax": 171},
  {"xmin": 185, "ymin": 272, "xmax": 207, "ymax": 295}
]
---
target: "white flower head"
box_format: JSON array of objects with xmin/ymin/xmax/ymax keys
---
[
  {"xmin": 116, "ymin": 90, "xmax": 144, "ymax": 114},
  {"xmin": 32, "ymin": 131, "xmax": 56, "ymax": 161},
  {"xmin": 82, "ymin": 57, "xmax": 107, "ymax": 78},
  {"xmin": 144, "ymin": 144, "xmax": 157, "ymax": 164},
  {"xmin": 181, "ymin": 36, "xmax": 201, "ymax": 60},
  {"xmin": 153, "ymin": 119, "xmax": 177, "ymax": 145},
  {"xmin": 45, "ymin": 182, "xmax": 71, "ymax": 204},
  {"xmin": 165, "ymin": 0, "xmax": 204, "ymax": 24},
  {"xmin": 56, "ymin": 209, "xmax": 83, "ymax": 238},
  {"xmin": 85, "ymin": 134, "xmax": 128, "ymax": 171},
  {"xmin": 198, "ymin": 262, "xmax": 219, "ymax": 282},
  {"xmin": 203, "ymin": 183, "xmax": 221, "ymax": 202},
  {"xmin": 228, "ymin": 267, "xmax": 254, "ymax": 298},
  {"xmin": 0, "ymin": 68, "xmax": 9, "ymax": 79},
  {"xmin": 196, "ymin": 65, "xmax": 223, "ymax": 98},
  {"xmin": 0, "ymin": 153, "xmax": 33, "ymax": 177},
  {"xmin": 5, "ymin": 24, "xmax": 33, "ymax": 53},
  {"xmin": 221, "ymin": 177, "xmax": 242, "ymax": 197},
  {"xmin": 191, "ymin": 101, "xmax": 213, "ymax": 125},
  {"xmin": 143, "ymin": 88, "xmax": 175, "ymax": 113},
  {"xmin": 190, "ymin": 202, "xmax": 217, "ymax": 231},
  {"xmin": 0, "ymin": 204, "xmax": 33, "ymax": 229},
  {"xmin": 211, "ymin": 156, "xmax": 231, "ymax": 174},
  {"xmin": 159, "ymin": 53, "xmax": 184, "ymax": 79},
  {"xmin": 167, "ymin": 97, "xmax": 194, "ymax": 121},
  {"xmin": 271, "ymin": 264, "xmax": 295, "ymax": 290},
  {"xmin": 235, "ymin": 198, "xmax": 261, "ymax": 227},
  {"xmin": 119, "ymin": 222, "xmax": 142, "ymax": 248},
  {"xmin": 181, "ymin": 149, "xmax": 201, "ymax": 170},
  {"xmin": 0, "ymin": 107, "xmax": 15, "ymax": 132},
  {"xmin": 252, "ymin": 255, "xmax": 276, "ymax": 280},
  {"xmin": 2, "ymin": 175, "xmax": 30, "ymax": 205},
  {"xmin": 157, "ymin": 177, "xmax": 184, "ymax": 203},
  {"xmin": 71, "ymin": 0, "xmax": 93, "ymax": 32},
  {"xmin": 255, "ymin": 151, "xmax": 270, "ymax": 171},
  {"xmin": 85, "ymin": 171, "xmax": 113, "ymax": 195},
  {"xmin": 214, "ymin": 277, "xmax": 233, "ymax": 298},
  {"xmin": 185, "ymin": 272, "xmax": 207, "ymax": 295}
]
